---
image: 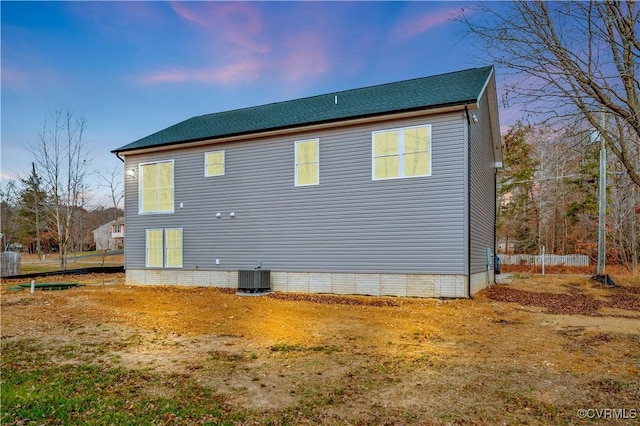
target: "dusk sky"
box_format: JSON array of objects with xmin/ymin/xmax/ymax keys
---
[{"xmin": 1, "ymin": 1, "xmax": 512, "ymax": 206}]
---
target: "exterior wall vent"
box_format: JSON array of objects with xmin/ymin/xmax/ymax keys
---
[{"xmin": 238, "ymin": 270, "xmax": 271, "ymax": 293}]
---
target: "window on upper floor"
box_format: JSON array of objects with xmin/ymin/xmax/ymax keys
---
[
  {"xmin": 146, "ymin": 228, "xmax": 183, "ymax": 268},
  {"xmin": 372, "ymin": 125, "xmax": 431, "ymax": 180},
  {"xmin": 205, "ymin": 150, "xmax": 225, "ymax": 177},
  {"xmin": 295, "ymin": 139, "xmax": 319, "ymax": 186},
  {"xmin": 139, "ymin": 160, "xmax": 174, "ymax": 214}
]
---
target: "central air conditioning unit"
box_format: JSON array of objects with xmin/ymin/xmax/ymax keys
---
[{"xmin": 237, "ymin": 269, "xmax": 271, "ymax": 293}]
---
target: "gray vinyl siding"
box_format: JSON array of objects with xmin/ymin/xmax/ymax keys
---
[
  {"xmin": 123, "ymin": 112, "xmax": 467, "ymax": 275},
  {"xmin": 468, "ymin": 93, "xmax": 497, "ymax": 275}
]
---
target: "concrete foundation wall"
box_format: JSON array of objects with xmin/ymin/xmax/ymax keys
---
[
  {"xmin": 126, "ymin": 269, "xmax": 470, "ymax": 298},
  {"xmin": 469, "ymin": 270, "xmax": 493, "ymax": 295}
]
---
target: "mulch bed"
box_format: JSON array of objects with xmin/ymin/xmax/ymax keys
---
[
  {"xmin": 501, "ymin": 265, "xmax": 593, "ymax": 275},
  {"xmin": 209, "ymin": 287, "xmax": 402, "ymax": 306},
  {"xmin": 266, "ymin": 292, "xmax": 401, "ymax": 307},
  {"xmin": 212, "ymin": 287, "xmax": 402, "ymax": 306},
  {"xmin": 485, "ymin": 285, "xmax": 640, "ymax": 316}
]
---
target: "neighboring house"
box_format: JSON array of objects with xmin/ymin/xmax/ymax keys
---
[
  {"xmin": 92, "ymin": 217, "xmax": 125, "ymax": 250},
  {"xmin": 112, "ymin": 66, "xmax": 502, "ymax": 298},
  {"xmin": 497, "ymin": 240, "xmax": 516, "ymax": 254}
]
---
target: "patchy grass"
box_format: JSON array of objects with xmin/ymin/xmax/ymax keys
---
[
  {"xmin": 270, "ymin": 343, "xmax": 340, "ymax": 354},
  {"xmin": 1, "ymin": 340, "xmax": 244, "ymax": 426},
  {"xmin": 2, "ymin": 273, "xmax": 639, "ymax": 425},
  {"xmin": 15, "ymin": 251, "xmax": 124, "ymax": 275}
]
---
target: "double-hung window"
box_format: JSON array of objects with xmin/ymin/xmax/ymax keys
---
[
  {"xmin": 372, "ymin": 125, "xmax": 431, "ymax": 180},
  {"xmin": 146, "ymin": 229, "xmax": 164, "ymax": 267},
  {"xmin": 139, "ymin": 160, "xmax": 174, "ymax": 213},
  {"xmin": 205, "ymin": 150, "xmax": 225, "ymax": 177},
  {"xmin": 146, "ymin": 228, "xmax": 183, "ymax": 268},
  {"xmin": 295, "ymin": 139, "xmax": 319, "ymax": 186},
  {"xmin": 164, "ymin": 229, "xmax": 183, "ymax": 268}
]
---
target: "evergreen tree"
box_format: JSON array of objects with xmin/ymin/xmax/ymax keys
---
[{"xmin": 498, "ymin": 122, "xmax": 540, "ymax": 254}]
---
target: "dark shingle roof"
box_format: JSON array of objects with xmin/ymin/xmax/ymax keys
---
[{"xmin": 113, "ymin": 66, "xmax": 493, "ymax": 153}]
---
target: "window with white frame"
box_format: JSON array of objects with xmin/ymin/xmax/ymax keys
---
[
  {"xmin": 372, "ymin": 125, "xmax": 431, "ymax": 180},
  {"xmin": 146, "ymin": 229, "xmax": 164, "ymax": 267},
  {"xmin": 139, "ymin": 160, "xmax": 174, "ymax": 214},
  {"xmin": 146, "ymin": 228, "xmax": 183, "ymax": 268},
  {"xmin": 295, "ymin": 139, "xmax": 319, "ymax": 186},
  {"xmin": 164, "ymin": 228, "xmax": 183, "ymax": 268},
  {"xmin": 204, "ymin": 150, "xmax": 225, "ymax": 177}
]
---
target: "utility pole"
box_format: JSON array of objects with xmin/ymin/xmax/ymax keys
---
[
  {"xmin": 596, "ymin": 113, "xmax": 607, "ymax": 276},
  {"xmin": 633, "ymin": 185, "xmax": 638, "ymax": 271}
]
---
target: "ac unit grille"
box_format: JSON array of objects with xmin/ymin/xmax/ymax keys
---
[{"xmin": 238, "ymin": 270, "xmax": 271, "ymax": 293}]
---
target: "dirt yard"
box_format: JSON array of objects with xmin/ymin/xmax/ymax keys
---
[{"xmin": 2, "ymin": 272, "xmax": 639, "ymax": 424}]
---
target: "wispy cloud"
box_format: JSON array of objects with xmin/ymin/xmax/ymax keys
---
[
  {"xmin": 280, "ymin": 32, "xmax": 329, "ymax": 83},
  {"xmin": 1, "ymin": 63, "xmax": 64, "ymax": 92},
  {"xmin": 171, "ymin": 1, "xmax": 270, "ymax": 54},
  {"xmin": 138, "ymin": 2, "xmax": 353, "ymax": 89},
  {"xmin": 0, "ymin": 170, "xmax": 19, "ymax": 181},
  {"xmin": 1, "ymin": 67, "xmax": 27, "ymax": 87},
  {"xmin": 139, "ymin": 60, "xmax": 265, "ymax": 85},
  {"xmin": 391, "ymin": 6, "xmax": 463, "ymax": 42},
  {"xmin": 169, "ymin": 1, "xmax": 207, "ymax": 28},
  {"xmin": 138, "ymin": 2, "xmax": 273, "ymax": 86}
]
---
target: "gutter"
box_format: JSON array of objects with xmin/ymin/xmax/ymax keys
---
[
  {"xmin": 494, "ymin": 168, "xmax": 498, "ymax": 286},
  {"xmin": 111, "ymin": 102, "xmax": 478, "ymax": 157}
]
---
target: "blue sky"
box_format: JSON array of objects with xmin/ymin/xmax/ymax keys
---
[{"xmin": 2, "ymin": 1, "xmax": 509, "ymax": 206}]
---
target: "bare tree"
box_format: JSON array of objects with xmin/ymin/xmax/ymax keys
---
[
  {"xmin": 461, "ymin": 1, "xmax": 640, "ymax": 187},
  {"xmin": 97, "ymin": 167, "xmax": 124, "ymax": 265},
  {"xmin": 534, "ymin": 129, "xmax": 580, "ymax": 254},
  {"xmin": 608, "ymin": 165, "xmax": 639, "ymax": 269},
  {"xmin": 98, "ymin": 167, "xmax": 124, "ymax": 221},
  {"xmin": 29, "ymin": 109, "xmax": 92, "ymax": 270}
]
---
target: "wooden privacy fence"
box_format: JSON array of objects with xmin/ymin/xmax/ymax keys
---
[
  {"xmin": 499, "ymin": 254, "xmax": 590, "ymax": 267},
  {"xmin": 1, "ymin": 252, "xmax": 21, "ymax": 277}
]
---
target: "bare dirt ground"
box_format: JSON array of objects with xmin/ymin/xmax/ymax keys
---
[{"xmin": 2, "ymin": 271, "xmax": 639, "ymax": 424}]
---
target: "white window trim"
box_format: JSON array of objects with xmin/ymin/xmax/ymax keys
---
[
  {"xmin": 371, "ymin": 124, "xmax": 432, "ymax": 181},
  {"xmin": 204, "ymin": 150, "xmax": 225, "ymax": 177},
  {"xmin": 164, "ymin": 228, "xmax": 183, "ymax": 269},
  {"xmin": 145, "ymin": 227, "xmax": 183, "ymax": 268},
  {"xmin": 138, "ymin": 160, "xmax": 175, "ymax": 215},
  {"xmin": 294, "ymin": 138, "xmax": 320, "ymax": 187},
  {"xmin": 145, "ymin": 228, "xmax": 164, "ymax": 268}
]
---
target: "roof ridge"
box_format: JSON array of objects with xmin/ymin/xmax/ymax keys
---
[
  {"xmin": 113, "ymin": 65, "xmax": 495, "ymax": 153},
  {"xmin": 194, "ymin": 66, "xmax": 493, "ymax": 119}
]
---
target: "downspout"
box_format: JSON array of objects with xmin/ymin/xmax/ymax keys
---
[
  {"xmin": 494, "ymin": 168, "xmax": 498, "ymax": 285},
  {"xmin": 115, "ymin": 152, "xmax": 125, "ymax": 163},
  {"xmin": 464, "ymin": 104, "xmax": 473, "ymax": 299}
]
